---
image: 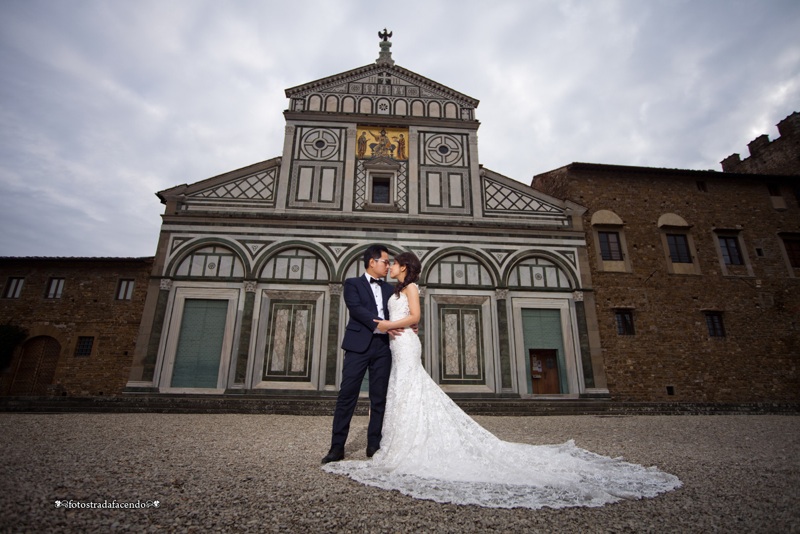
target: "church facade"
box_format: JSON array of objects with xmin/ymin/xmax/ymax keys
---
[{"xmin": 124, "ymin": 37, "xmax": 606, "ymax": 399}]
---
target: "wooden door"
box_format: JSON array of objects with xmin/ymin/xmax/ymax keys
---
[
  {"xmin": 7, "ymin": 336, "xmax": 60, "ymax": 395},
  {"xmin": 529, "ymin": 349, "xmax": 560, "ymax": 394}
]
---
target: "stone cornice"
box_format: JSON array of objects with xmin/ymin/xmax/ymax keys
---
[{"xmin": 282, "ymin": 111, "xmax": 480, "ymax": 130}]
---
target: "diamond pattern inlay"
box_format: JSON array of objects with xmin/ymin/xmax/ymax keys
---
[
  {"xmin": 354, "ymin": 163, "xmax": 368, "ymax": 209},
  {"xmin": 197, "ymin": 170, "xmax": 276, "ymax": 200},
  {"xmin": 354, "ymin": 160, "xmax": 407, "ymax": 211},
  {"xmin": 483, "ymin": 178, "xmax": 559, "ymax": 213}
]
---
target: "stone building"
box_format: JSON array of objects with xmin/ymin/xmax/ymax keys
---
[
  {"xmin": 125, "ymin": 36, "xmax": 607, "ymax": 399},
  {"xmin": 721, "ymin": 112, "xmax": 800, "ymax": 176},
  {"xmin": 0, "ymin": 257, "xmax": 153, "ymax": 396},
  {"xmin": 532, "ymin": 116, "xmax": 800, "ymax": 401}
]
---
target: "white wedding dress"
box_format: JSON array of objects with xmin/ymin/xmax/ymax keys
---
[{"xmin": 323, "ymin": 288, "xmax": 681, "ymax": 509}]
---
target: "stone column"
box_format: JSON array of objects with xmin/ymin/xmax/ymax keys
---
[
  {"xmin": 141, "ymin": 278, "xmax": 172, "ymax": 382},
  {"xmin": 234, "ymin": 281, "xmax": 257, "ymax": 385},
  {"xmin": 494, "ymin": 289, "xmax": 512, "ymax": 390},
  {"xmin": 572, "ymin": 291, "xmax": 596, "ymax": 389},
  {"xmin": 325, "ymin": 283, "xmax": 343, "ymax": 387}
]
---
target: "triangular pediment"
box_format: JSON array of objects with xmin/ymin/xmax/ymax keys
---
[
  {"xmin": 286, "ymin": 64, "xmax": 478, "ymax": 106},
  {"xmin": 285, "ymin": 63, "xmax": 479, "ymax": 121},
  {"xmin": 363, "ymin": 155, "xmax": 401, "ymax": 169}
]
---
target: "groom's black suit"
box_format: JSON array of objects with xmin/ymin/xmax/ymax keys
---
[{"xmin": 330, "ymin": 274, "xmax": 393, "ymax": 452}]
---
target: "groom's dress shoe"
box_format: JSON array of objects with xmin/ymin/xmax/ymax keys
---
[
  {"xmin": 322, "ymin": 448, "xmax": 344, "ymax": 464},
  {"xmin": 366, "ymin": 446, "xmax": 379, "ymax": 458}
]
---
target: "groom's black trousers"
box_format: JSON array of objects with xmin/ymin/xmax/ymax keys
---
[{"xmin": 331, "ymin": 334, "xmax": 392, "ymax": 451}]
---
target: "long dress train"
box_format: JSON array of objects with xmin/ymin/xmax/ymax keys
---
[{"xmin": 323, "ymin": 288, "xmax": 681, "ymax": 509}]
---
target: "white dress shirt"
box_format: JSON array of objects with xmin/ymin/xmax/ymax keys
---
[
  {"xmin": 365, "ymin": 273, "xmax": 385, "ymax": 319},
  {"xmin": 365, "ymin": 273, "xmax": 386, "ymax": 333}
]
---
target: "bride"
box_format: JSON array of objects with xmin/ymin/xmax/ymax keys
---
[{"xmin": 323, "ymin": 252, "xmax": 681, "ymax": 509}]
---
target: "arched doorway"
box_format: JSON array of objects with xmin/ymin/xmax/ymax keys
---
[{"xmin": 5, "ymin": 336, "xmax": 60, "ymax": 395}]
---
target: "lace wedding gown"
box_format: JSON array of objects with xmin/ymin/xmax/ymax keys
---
[{"xmin": 323, "ymin": 288, "xmax": 681, "ymax": 509}]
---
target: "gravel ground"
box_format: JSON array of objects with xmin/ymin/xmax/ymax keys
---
[{"xmin": 0, "ymin": 413, "xmax": 797, "ymax": 533}]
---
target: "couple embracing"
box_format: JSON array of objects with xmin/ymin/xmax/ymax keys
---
[
  {"xmin": 322, "ymin": 244, "xmax": 418, "ymax": 464},
  {"xmin": 321, "ymin": 244, "xmax": 682, "ymax": 510}
]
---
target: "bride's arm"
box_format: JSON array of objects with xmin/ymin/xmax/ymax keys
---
[{"xmin": 373, "ymin": 284, "xmax": 420, "ymax": 333}]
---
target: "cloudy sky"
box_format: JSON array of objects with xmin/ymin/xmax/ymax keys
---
[{"xmin": 1, "ymin": 0, "xmax": 798, "ymax": 258}]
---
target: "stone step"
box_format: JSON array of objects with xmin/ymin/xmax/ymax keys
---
[{"xmin": 0, "ymin": 395, "xmax": 797, "ymax": 416}]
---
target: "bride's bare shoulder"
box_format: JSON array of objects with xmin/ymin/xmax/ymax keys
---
[{"xmin": 402, "ymin": 283, "xmax": 419, "ymax": 297}]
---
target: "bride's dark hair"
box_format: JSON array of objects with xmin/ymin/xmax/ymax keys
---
[{"xmin": 393, "ymin": 252, "xmax": 421, "ymax": 297}]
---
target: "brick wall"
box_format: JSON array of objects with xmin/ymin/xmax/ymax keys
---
[
  {"xmin": 534, "ymin": 165, "xmax": 800, "ymax": 402},
  {"xmin": 0, "ymin": 258, "xmax": 153, "ymax": 396}
]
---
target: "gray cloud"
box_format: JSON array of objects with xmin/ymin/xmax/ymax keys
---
[{"xmin": 0, "ymin": 0, "xmax": 798, "ymax": 257}]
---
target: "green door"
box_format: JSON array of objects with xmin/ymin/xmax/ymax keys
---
[
  {"xmin": 171, "ymin": 299, "xmax": 228, "ymax": 388},
  {"xmin": 521, "ymin": 308, "xmax": 568, "ymax": 394}
]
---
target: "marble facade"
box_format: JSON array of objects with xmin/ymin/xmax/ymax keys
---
[{"xmin": 125, "ymin": 36, "xmax": 606, "ymax": 399}]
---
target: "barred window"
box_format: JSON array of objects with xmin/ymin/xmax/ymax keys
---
[
  {"xmin": 666, "ymin": 234, "xmax": 692, "ymax": 263},
  {"xmin": 591, "ymin": 210, "xmax": 628, "ymax": 273},
  {"xmin": 74, "ymin": 336, "xmax": 94, "ymax": 357},
  {"xmin": 3, "ymin": 277, "xmax": 24, "ymax": 299},
  {"xmin": 598, "ymin": 231, "xmax": 623, "ymax": 261},
  {"xmin": 614, "ymin": 310, "xmax": 635, "ymax": 335},
  {"xmin": 718, "ymin": 236, "xmax": 743, "ymax": 265},
  {"xmin": 46, "ymin": 278, "xmax": 65, "ymax": 299},
  {"xmin": 371, "ymin": 175, "xmax": 391, "ymax": 204},
  {"xmin": 704, "ymin": 312, "xmax": 726, "ymax": 338},
  {"xmin": 116, "ymin": 279, "xmax": 135, "ymax": 300}
]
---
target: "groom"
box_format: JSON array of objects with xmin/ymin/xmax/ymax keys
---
[{"xmin": 322, "ymin": 244, "xmax": 394, "ymax": 463}]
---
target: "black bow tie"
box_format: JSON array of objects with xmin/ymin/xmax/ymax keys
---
[{"xmin": 369, "ymin": 277, "xmax": 381, "ymax": 284}]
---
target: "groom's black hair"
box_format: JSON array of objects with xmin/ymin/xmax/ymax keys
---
[{"xmin": 363, "ymin": 244, "xmax": 389, "ymax": 268}]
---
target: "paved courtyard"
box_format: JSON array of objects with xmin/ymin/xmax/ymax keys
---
[{"xmin": 0, "ymin": 413, "xmax": 798, "ymax": 533}]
